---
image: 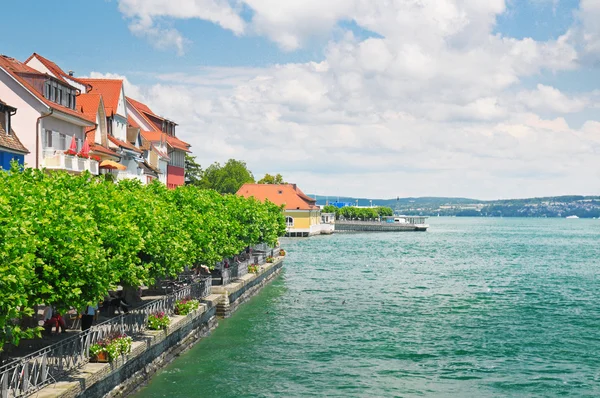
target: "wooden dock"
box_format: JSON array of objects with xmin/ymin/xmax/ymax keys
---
[{"xmin": 334, "ymin": 220, "xmax": 428, "ymax": 232}]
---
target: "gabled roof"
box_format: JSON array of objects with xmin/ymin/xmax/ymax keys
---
[
  {"xmin": 127, "ymin": 96, "xmax": 190, "ymax": 152},
  {"xmin": 24, "ymin": 53, "xmax": 89, "ymax": 87},
  {"xmin": 236, "ymin": 184, "xmax": 319, "ymax": 211},
  {"xmin": 80, "ymin": 79, "xmax": 123, "ymax": 117},
  {"xmin": 0, "ymin": 55, "xmax": 93, "ymax": 124},
  {"xmin": 0, "ymin": 99, "xmax": 29, "ymax": 154},
  {"xmin": 76, "ymin": 93, "xmax": 102, "ymax": 123}
]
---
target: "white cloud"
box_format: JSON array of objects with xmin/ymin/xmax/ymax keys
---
[
  {"xmin": 107, "ymin": 0, "xmax": 600, "ymax": 198},
  {"xmin": 517, "ymin": 84, "xmax": 588, "ymax": 114}
]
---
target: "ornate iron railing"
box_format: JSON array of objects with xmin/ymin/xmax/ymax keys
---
[{"xmin": 0, "ymin": 276, "xmax": 211, "ymax": 398}]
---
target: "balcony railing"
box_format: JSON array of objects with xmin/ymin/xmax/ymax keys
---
[
  {"xmin": 42, "ymin": 150, "xmax": 99, "ymax": 175},
  {"xmin": 0, "ymin": 276, "xmax": 211, "ymax": 398}
]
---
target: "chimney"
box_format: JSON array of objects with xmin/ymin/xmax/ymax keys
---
[{"xmin": 68, "ymin": 70, "xmax": 74, "ymax": 76}]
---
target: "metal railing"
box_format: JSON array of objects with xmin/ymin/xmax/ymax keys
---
[{"xmin": 0, "ymin": 276, "xmax": 211, "ymax": 398}]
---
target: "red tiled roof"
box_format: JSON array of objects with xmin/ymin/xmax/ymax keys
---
[
  {"xmin": 0, "ymin": 56, "xmax": 93, "ymax": 124},
  {"xmin": 127, "ymin": 115, "xmax": 140, "ymax": 129},
  {"xmin": 108, "ymin": 135, "xmax": 142, "ymax": 153},
  {"xmin": 90, "ymin": 143, "xmax": 119, "ymax": 158},
  {"xmin": 140, "ymin": 130, "xmax": 163, "ymax": 142},
  {"xmin": 76, "ymin": 93, "xmax": 102, "ymax": 123},
  {"xmin": 126, "ymin": 96, "xmax": 154, "ymax": 115},
  {"xmin": 80, "ymin": 79, "xmax": 123, "ymax": 117},
  {"xmin": 24, "ymin": 53, "xmax": 89, "ymax": 87},
  {"xmin": 166, "ymin": 135, "xmax": 191, "ymax": 152},
  {"xmin": 236, "ymin": 184, "xmax": 319, "ymax": 211}
]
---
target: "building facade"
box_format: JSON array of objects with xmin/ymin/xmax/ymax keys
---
[{"xmin": 236, "ymin": 183, "xmax": 335, "ymax": 237}]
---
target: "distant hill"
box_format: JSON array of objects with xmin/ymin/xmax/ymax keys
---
[{"xmin": 308, "ymin": 195, "xmax": 600, "ymax": 218}]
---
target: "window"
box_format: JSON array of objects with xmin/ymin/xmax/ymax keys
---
[
  {"xmin": 44, "ymin": 130, "xmax": 53, "ymax": 148},
  {"xmin": 286, "ymin": 216, "xmax": 294, "ymax": 227}
]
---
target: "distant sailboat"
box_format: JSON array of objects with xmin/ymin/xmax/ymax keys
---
[{"xmin": 566, "ymin": 215, "xmax": 579, "ymax": 219}]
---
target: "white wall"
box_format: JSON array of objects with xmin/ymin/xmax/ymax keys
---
[
  {"xmin": 113, "ymin": 116, "xmax": 128, "ymax": 141},
  {"xmin": 126, "ymin": 102, "xmax": 155, "ymax": 132},
  {"xmin": 0, "ymin": 70, "xmax": 47, "ymax": 167},
  {"xmin": 159, "ymin": 159, "xmax": 168, "ymax": 184}
]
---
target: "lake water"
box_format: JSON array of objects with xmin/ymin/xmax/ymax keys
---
[{"xmin": 133, "ymin": 217, "xmax": 600, "ymax": 397}]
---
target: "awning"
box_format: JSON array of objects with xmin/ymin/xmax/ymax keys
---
[{"xmin": 99, "ymin": 160, "xmax": 127, "ymax": 170}]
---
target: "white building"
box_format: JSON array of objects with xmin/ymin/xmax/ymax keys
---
[{"xmin": 0, "ymin": 55, "xmax": 98, "ymax": 174}]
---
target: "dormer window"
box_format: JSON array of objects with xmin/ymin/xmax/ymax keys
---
[{"xmin": 44, "ymin": 80, "xmax": 76, "ymax": 110}]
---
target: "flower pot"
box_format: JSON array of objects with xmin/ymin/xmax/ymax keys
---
[{"xmin": 91, "ymin": 351, "xmax": 109, "ymax": 363}]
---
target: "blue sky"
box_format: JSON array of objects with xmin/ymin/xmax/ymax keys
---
[
  {"xmin": 1, "ymin": 0, "xmax": 599, "ymax": 199},
  {"xmin": 0, "ymin": 1, "xmax": 582, "ymax": 74}
]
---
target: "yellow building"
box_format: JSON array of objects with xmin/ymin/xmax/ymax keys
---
[{"xmin": 236, "ymin": 183, "xmax": 334, "ymax": 237}]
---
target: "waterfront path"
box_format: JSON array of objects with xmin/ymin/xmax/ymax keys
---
[{"xmin": 21, "ymin": 256, "xmax": 284, "ymax": 398}]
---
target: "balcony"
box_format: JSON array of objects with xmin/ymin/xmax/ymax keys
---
[
  {"xmin": 42, "ymin": 150, "xmax": 99, "ymax": 175},
  {"xmin": 115, "ymin": 169, "xmax": 144, "ymax": 182}
]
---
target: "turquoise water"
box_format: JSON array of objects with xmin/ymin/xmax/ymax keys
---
[{"xmin": 133, "ymin": 218, "xmax": 600, "ymax": 397}]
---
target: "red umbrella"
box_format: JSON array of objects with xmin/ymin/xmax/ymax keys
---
[
  {"xmin": 80, "ymin": 139, "xmax": 90, "ymax": 158},
  {"xmin": 68, "ymin": 135, "xmax": 77, "ymax": 151},
  {"xmin": 65, "ymin": 135, "xmax": 78, "ymax": 156}
]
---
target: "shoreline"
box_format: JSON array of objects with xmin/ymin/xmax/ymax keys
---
[{"xmin": 30, "ymin": 256, "xmax": 285, "ymax": 398}]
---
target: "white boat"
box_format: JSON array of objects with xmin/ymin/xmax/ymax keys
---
[{"xmin": 566, "ymin": 215, "xmax": 579, "ymax": 219}]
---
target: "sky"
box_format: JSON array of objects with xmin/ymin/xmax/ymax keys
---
[{"xmin": 2, "ymin": 0, "xmax": 600, "ymax": 200}]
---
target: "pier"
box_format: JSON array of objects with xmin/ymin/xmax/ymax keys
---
[{"xmin": 335, "ymin": 216, "xmax": 429, "ymax": 232}]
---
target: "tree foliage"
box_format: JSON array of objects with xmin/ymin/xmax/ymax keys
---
[
  {"xmin": 322, "ymin": 205, "xmax": 394, "ymax": 220},
  {"xmin": 0, "ymin": 164, "xmax": 285, "ymax": 350},
  {"xmin": 184, "ymin": 155, "xmax": 203, "ymax": 186},
  {"xmin": 257, "ymin": 173, "xmax": 286, "ymax": 184},
  {"xmin": 199, "ymin": 159, "xmax": 255, "ymax": 194}
]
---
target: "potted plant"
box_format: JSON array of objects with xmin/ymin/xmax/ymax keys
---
[
  {"xmin": 148, "ymin": 311, "xmax": 170, "ymax": 330},
  {"xmin": 175, "ymin": 298, "xmax": 200, "ymax": 315},
  {"xmin": 89, "ymin": 342, "xmax": 109, "ymax": 362},
  {"xmin": 248, "ymin": 264, "xmax": 260, "ymax": 274},
  {"xmin": 64, "ymin": 149, "xmax": 77, "ymax": 156},
  {"xmin": 266, "ymin": 256, "xmax": 274, "ymax": 263},
  {"xmin": 279, "ymin": 249, "xmax": 286, "ymax": 256}
]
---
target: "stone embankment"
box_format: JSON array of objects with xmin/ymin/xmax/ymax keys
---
[{"xmin": 32, "ymin": 257, "xmax": 285, "ymax": 398}]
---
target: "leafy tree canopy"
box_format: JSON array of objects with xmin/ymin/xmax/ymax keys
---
[
  {"xmin": 0, "ymin": 162, "xmax": 284, "ymax": 350},
  {"xmin": 258, "ymin": 173, "xmax": 286, "ymax": 184},
  {"xmin": 199, "ymin": 159, "xmax": 255, "ymax": 194},
  {"xmin": 185, "ymin": 154, "xmax": 203, "ymax": 186}
]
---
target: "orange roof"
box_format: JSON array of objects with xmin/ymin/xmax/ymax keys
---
[
  {"xmin": 90, "ymin": 143, "xmax": 120, "ymax": 158},
  {"xmin": 127, "ymin": 115, "xmax": 140, "ymax": 129},
  {"xmin": 24, "ymin": 53, "xmax": 90, "ymax": 87},
  {"xmin": 80, "ymin": 79, "xmax": 123, "ymax": 116},
  {"xmin": 76, "ymin": 93, "xmax": 102, "ymax": 123},
  {"xmin": 126, "ymin": 96, "xmax": 154, "ymax": 115},
  {"xmin": 108, "ymin": 135, "xmax": 142, "ymax": 153},
  {"xmin": 236, "ymin": 184, "xmax": 319, "ymax": 211},
  {"xmin": 0, "ymin": 55, "xmax": 93, "ymax": 124},
  {"xmin": 166, "ymin": 135, "xmax": 190, "ymax": 152}
]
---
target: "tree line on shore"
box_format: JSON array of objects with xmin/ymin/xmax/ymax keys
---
[
  {"xmin": 322, "ymin": 205, "xmax": 394, "ymax": 220},
  {"xmin": 0, "ymin": 165, "xmax": 286, "ymax": 350}
]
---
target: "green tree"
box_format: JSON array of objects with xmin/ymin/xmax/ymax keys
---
[
  {"xmin": 185, "ymin": 155, "xmax": 203, "ymax": 186},
  {"xmin": 200, "ymin": 159, "xmax": 255, "ymax": 194},
  {"xmin": 0, "ymin": 163, "xmax": 286, "ymax": 350},
  {"xmin": 258, "ymin": 173, "xmax": 286, "ymax": 184}
]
